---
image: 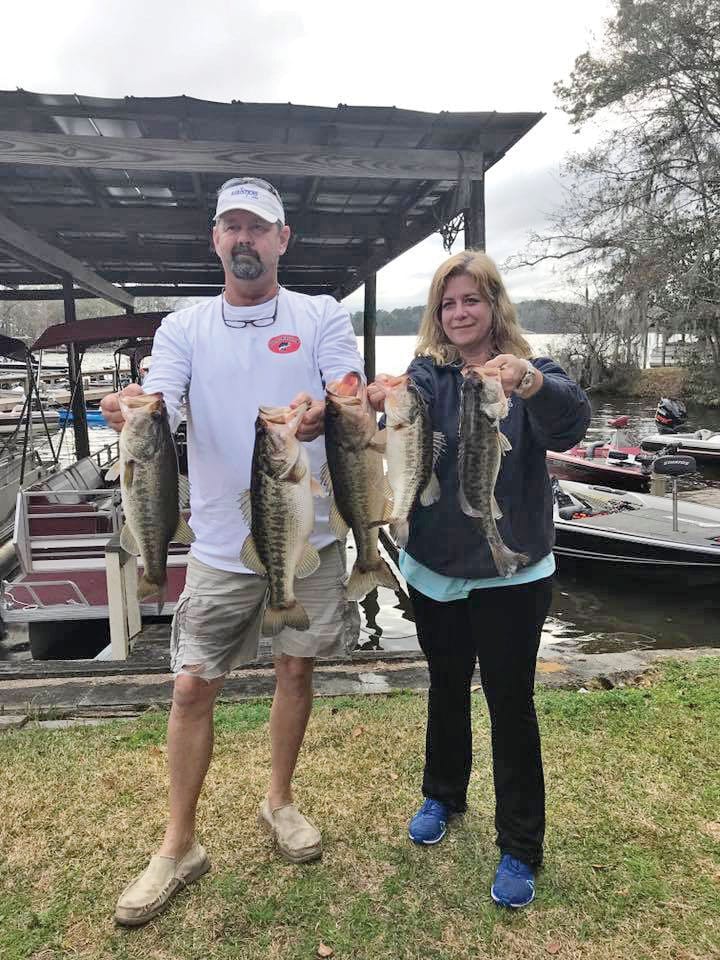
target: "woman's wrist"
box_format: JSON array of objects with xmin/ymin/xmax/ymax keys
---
[{"xmin": 513, "ymin": 360, "xmax": 543, "ymax": 399}]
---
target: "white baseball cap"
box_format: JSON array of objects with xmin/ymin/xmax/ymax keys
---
[{"xmin": 213, "ymin": 178, "xmax": 285, "ymax": 225}]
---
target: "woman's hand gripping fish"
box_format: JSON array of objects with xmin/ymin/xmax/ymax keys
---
[
  {"xmin": 458, "ymin": 369, "xmax": 529, "ymax": 577},
  {"xmin": 239, "ymin": 402, "xmax": 322, "ymax": 636},
  {"xmin": 113, "ymin": 393, "xmax": 195, "ymax": 609},
  {"xmin": 380, "ymin": 374, "xmax": 444, "ymax": 548},
  {"xmin": 323, "ymin": 372, "xmax": 398, "ymax": 601}
]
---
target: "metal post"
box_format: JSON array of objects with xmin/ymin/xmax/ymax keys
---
[
  {"xmin": 363, "ymin": 272, "xmax": 377, "ymax": 383},
  {"xmin": 125, "ymin": 304, "xmax": 140, "ymax": 384},
  {"xmin": 62, "ymin": 277, "xmax": 90, "ymax": 459},
  {"xmin": 671, "ymin": 479, "xmax": 679, "ymax": 532},
  {"xmin": 464, "ymin": 172, "xmax": 486, "ymax": 250}
]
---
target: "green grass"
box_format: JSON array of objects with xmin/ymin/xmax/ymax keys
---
[{"xmin": 1, "ymin": 660, "xmax": 719, "ymax": 959}]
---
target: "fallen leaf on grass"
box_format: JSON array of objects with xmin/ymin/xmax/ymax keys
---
[
  {"xmin": 591, "ymin": 864, "xmax": 607, "ymax": 871},
  {"xmin": 545, "ymin": 943, "xmax": 562, "ymax": 955},
  {"xmin": 317, "ymin": 943, "xmax": 334, "ymax": 958},
  {"xmin": 351, "ymin": 725, "xmax": 365, "ymax": 738},
  {"xmin": 389, "ymin": 772, "xmax": 399, "ymax": 781}
]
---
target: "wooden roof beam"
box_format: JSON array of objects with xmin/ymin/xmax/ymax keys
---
[
  {"xmin": 0, "ymin": 212, "xmax": 134, "ymax": 307},
  {"xmin": 9, "ymin": 205, "xmax": 399, "ymax": 240},
  {"xmin": 0, "ymin": 129, "xmax": 486, "ymax": 181}
]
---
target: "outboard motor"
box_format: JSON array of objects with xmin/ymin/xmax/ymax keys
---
[{"xmin": 655, "ymin": 397, "xmax": 687, "ymax": 434}]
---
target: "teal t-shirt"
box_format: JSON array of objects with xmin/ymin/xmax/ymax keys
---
[{"xmin": 399, "ymin": 551, "xmax": 555, "ymax": 602}]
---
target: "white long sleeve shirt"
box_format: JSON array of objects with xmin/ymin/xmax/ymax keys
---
[{"xmin": 143, "ymin": 288, "xmax": 363, "ymax": 572}]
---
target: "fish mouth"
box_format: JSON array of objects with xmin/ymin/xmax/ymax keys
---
[
  {"xmin": 326, "ymin": 371, "xmax": 365, "ymax": 404},
  {"xmin": 258, "ymin": 402, "xmax": 309, "ymax": 426},
  {"xmin": 120, "ymin": 392, "xmax": 165, "ymax": 417}
]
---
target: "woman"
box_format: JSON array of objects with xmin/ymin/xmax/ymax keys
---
[{"xmin": 368, "ymin": 251, "xmax": 590, "ymax": 908}]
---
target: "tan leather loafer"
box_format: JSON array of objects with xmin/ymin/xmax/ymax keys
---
[
  {"xmin": 258, "ymin": 798, "xmax": 322, "ymax": 864},
  {"xmin": 114, "ymin": 842, "xmax": 211, "ymax": 927}
]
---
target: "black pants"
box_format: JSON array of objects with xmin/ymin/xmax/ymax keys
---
[{"xmin": 409, "ymin": 576, "xmax": 553, "ymax": 867}]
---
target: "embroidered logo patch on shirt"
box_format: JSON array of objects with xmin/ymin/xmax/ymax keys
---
[{"xmin": 268, "ymin": 334, "xmax": 301, "ymax": 354}]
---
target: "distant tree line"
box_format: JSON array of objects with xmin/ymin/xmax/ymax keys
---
[
  {"xmin": 350, "ymin": 299, "xmax": 576, "ymax": 335},
  {"xmin": 1, "ymin": 295, "xmax": 576, "ymax": 347}
]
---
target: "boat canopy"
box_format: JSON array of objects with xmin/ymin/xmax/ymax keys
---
[
  {"xmin": 30, "ymin": 313, "xmax": 166, "ymax": 352},
  {"xmin": 0, "ymin": 334, "xmax": 32, "ymax": 361}
]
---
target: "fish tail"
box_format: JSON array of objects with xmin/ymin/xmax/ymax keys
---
[
  {"xmin": 137, "ymin": 574, "xmax": 166, "ymax": 614},
  {"xmin": 389, "ymin": 519, "xmax": 409, "ymax": 548},
  {"xmin": 488, "ymin": 537, "xmax": 529, "ymax": 579},
  {"xmin": 261, "ymin": 600, "xmax": 310, "ymax": 637},
  {"xmin": 346, "ymin": 558, "xmax": 399, "ymax": 601}
]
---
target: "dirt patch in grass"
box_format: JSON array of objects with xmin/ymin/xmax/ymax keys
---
[{"xmin": 0, "ymin": 661, "xmax": 718, "ymax": 960}]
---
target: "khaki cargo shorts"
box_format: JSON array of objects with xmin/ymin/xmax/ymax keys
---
[{"xmin": 170, "ymin": 541, "xmax": 360, "ymax": 681}]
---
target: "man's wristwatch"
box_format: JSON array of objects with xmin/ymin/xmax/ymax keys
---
[{"xmin": 513, "ymin": 360, "xmax": 538, "ymax": 399}]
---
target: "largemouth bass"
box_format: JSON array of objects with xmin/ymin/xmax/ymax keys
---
[
  {"xmin": 458, "ymin": 370, "xmax": 528, "ymax": 577},
  {"xmin": 324, "ymin": 372, "xmax": 398, "ymax": 601},
  {"xmin": 115, "ymin": 393, "xmax": 195, "ymax": 605},
  {"xmin": 239, "ymin": 403, "xmax": 321, "ymax": 636},
  {"xmin": 381, "ymin": 374, "xmax": 443, "ymax": 547}
]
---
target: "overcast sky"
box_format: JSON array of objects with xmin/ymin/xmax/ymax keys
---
[{"xmin": 2, "ymin": 0, "xmax": 614, "ymax": 310}]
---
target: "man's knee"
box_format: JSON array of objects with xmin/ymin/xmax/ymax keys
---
[
  {"xmin": 274, "ymin": 654, "xmax": 314, "ymax": 695},
  {"xmin": 172, "ymin": 672, "xmax": 223, "ymax": 715}
]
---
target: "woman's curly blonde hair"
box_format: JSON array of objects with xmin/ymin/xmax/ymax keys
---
[{"xmin": 415, "ymin": 250, "xmax": 532, "ymax": 365}]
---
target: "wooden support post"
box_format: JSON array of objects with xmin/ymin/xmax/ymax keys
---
[
  {"xmin": 464, "ymin": 174, "xmax": 486, "ymax": 250},
  {"xmin": 62, "ymin": 277, "xmax": 90, "ymax": 460},
  {"xmin": 363, "ymin": 272, "xmax": 377, "ymax": 383},
  {"xmin": 105, "ymin": 533, "xmax": 142, "ymax": 660}
]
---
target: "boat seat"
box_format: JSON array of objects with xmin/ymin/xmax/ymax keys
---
[
  {"xmin": 65, "ymin": 457, "xmax": 105, "ymax": 499},
  {"xmin": 38, "ymin": 470, "xmax": 85, "ymax": 505},
  {"xmin": 584, "ymin": 440, "xmax": 606, "ymax": 459}
]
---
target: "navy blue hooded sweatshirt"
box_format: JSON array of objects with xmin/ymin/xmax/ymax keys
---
[{"xmin": 403, "ymin": 356, "xmax": 591, "ymax": 579}]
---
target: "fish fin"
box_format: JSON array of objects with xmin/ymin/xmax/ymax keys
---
[
  {"xmin": 172, "ymin": 516, "xmax": 195, "ymax": 545},
  {"xmin": 119, "ymin": 524, "xmax": 140, "ymax": 556},
  {"xmin": 346, "ymin": 558, "xmax": 399, "ymax": 601},
  {"xmin": 123, "ymin": 461, "xmax": 135, "ymax": 489},
  {"xmin": 240, "ymin": 534, "xmax": 266, "ymax": 575},
  {"xmin": 328, "ymin": 498, "xmax": 350, "ymax": 540},
  {"xmin": 458, "ymin": 486, "xmax": 483, "ymax": 519},
  {"xmin": 310, "ymin": 475, "xmax": 327, "ymax": 498},
  {"xmin": 178, "ymin": 473, "xmax": 191, "ymax": 510},
  {"xmin": 488, "ymin": 538, "xmax": 529, "ymax": 578},
  {"xmin": 419, "ymin": 472, "xmax": 441, "ymax": 506},
  {"xmin": 104, "ymin": 460, "xmax": 121, "ymax": 483},
  {"xmin": 432, "ymin": 432, "xmax": 446, "ymax": 466},
  {"xmin": 295, "ymin": 543, "xmax": 321, "ymax": 579},
  {"xmin": 498, "ymin": 431, "xmax": 512, "ymax": 454},
  {"xmin": 381, "ymin": 495, "xmax": 395, "ymax": 522},
  {"xmin": 492, "ymin": 495, "xmax": 503, "ymax": 520},
  {"xmin": 262, "ymin": 601, "xmax": 310, "ymax": 637},
  {"xmin": 368, "ymin": 428, "xmax": 387, "ymax": 454},
  {"xmin": 389, "ymin": 520, "xmax": 409, "ymax": 548},
  {"xmin": 238, "ymin": 490, "xmax": 253, "ymax": 528},
  {"xmin": 319, "ymin": 462, "xmax": 334, "ymax": 495},
  {"xmin": 286, "ymin": 456, "xmax": 307, "ymax": 483}
]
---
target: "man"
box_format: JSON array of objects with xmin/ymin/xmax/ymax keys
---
[{"xmin": 104, "ymin": 176, "xmax": 363, "ymax": 927}]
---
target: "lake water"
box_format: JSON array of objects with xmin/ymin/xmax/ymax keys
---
[{"xmin": 32, "ymin": 336, "xmax": 720, "ymax": 659}]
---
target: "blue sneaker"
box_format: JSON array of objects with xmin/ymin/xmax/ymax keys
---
[
  {"xmin": 408, "ymin": 798, "xmax": 450, "ymax": 845},
  {"xmin": 491, "ymin": 854, "xmax": 536, "ymax": 908}
]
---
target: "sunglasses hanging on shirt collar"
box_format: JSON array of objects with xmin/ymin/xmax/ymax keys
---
[{"xmin": 221, "ymin": 289, "xmax": 281, "ymax": 329}]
